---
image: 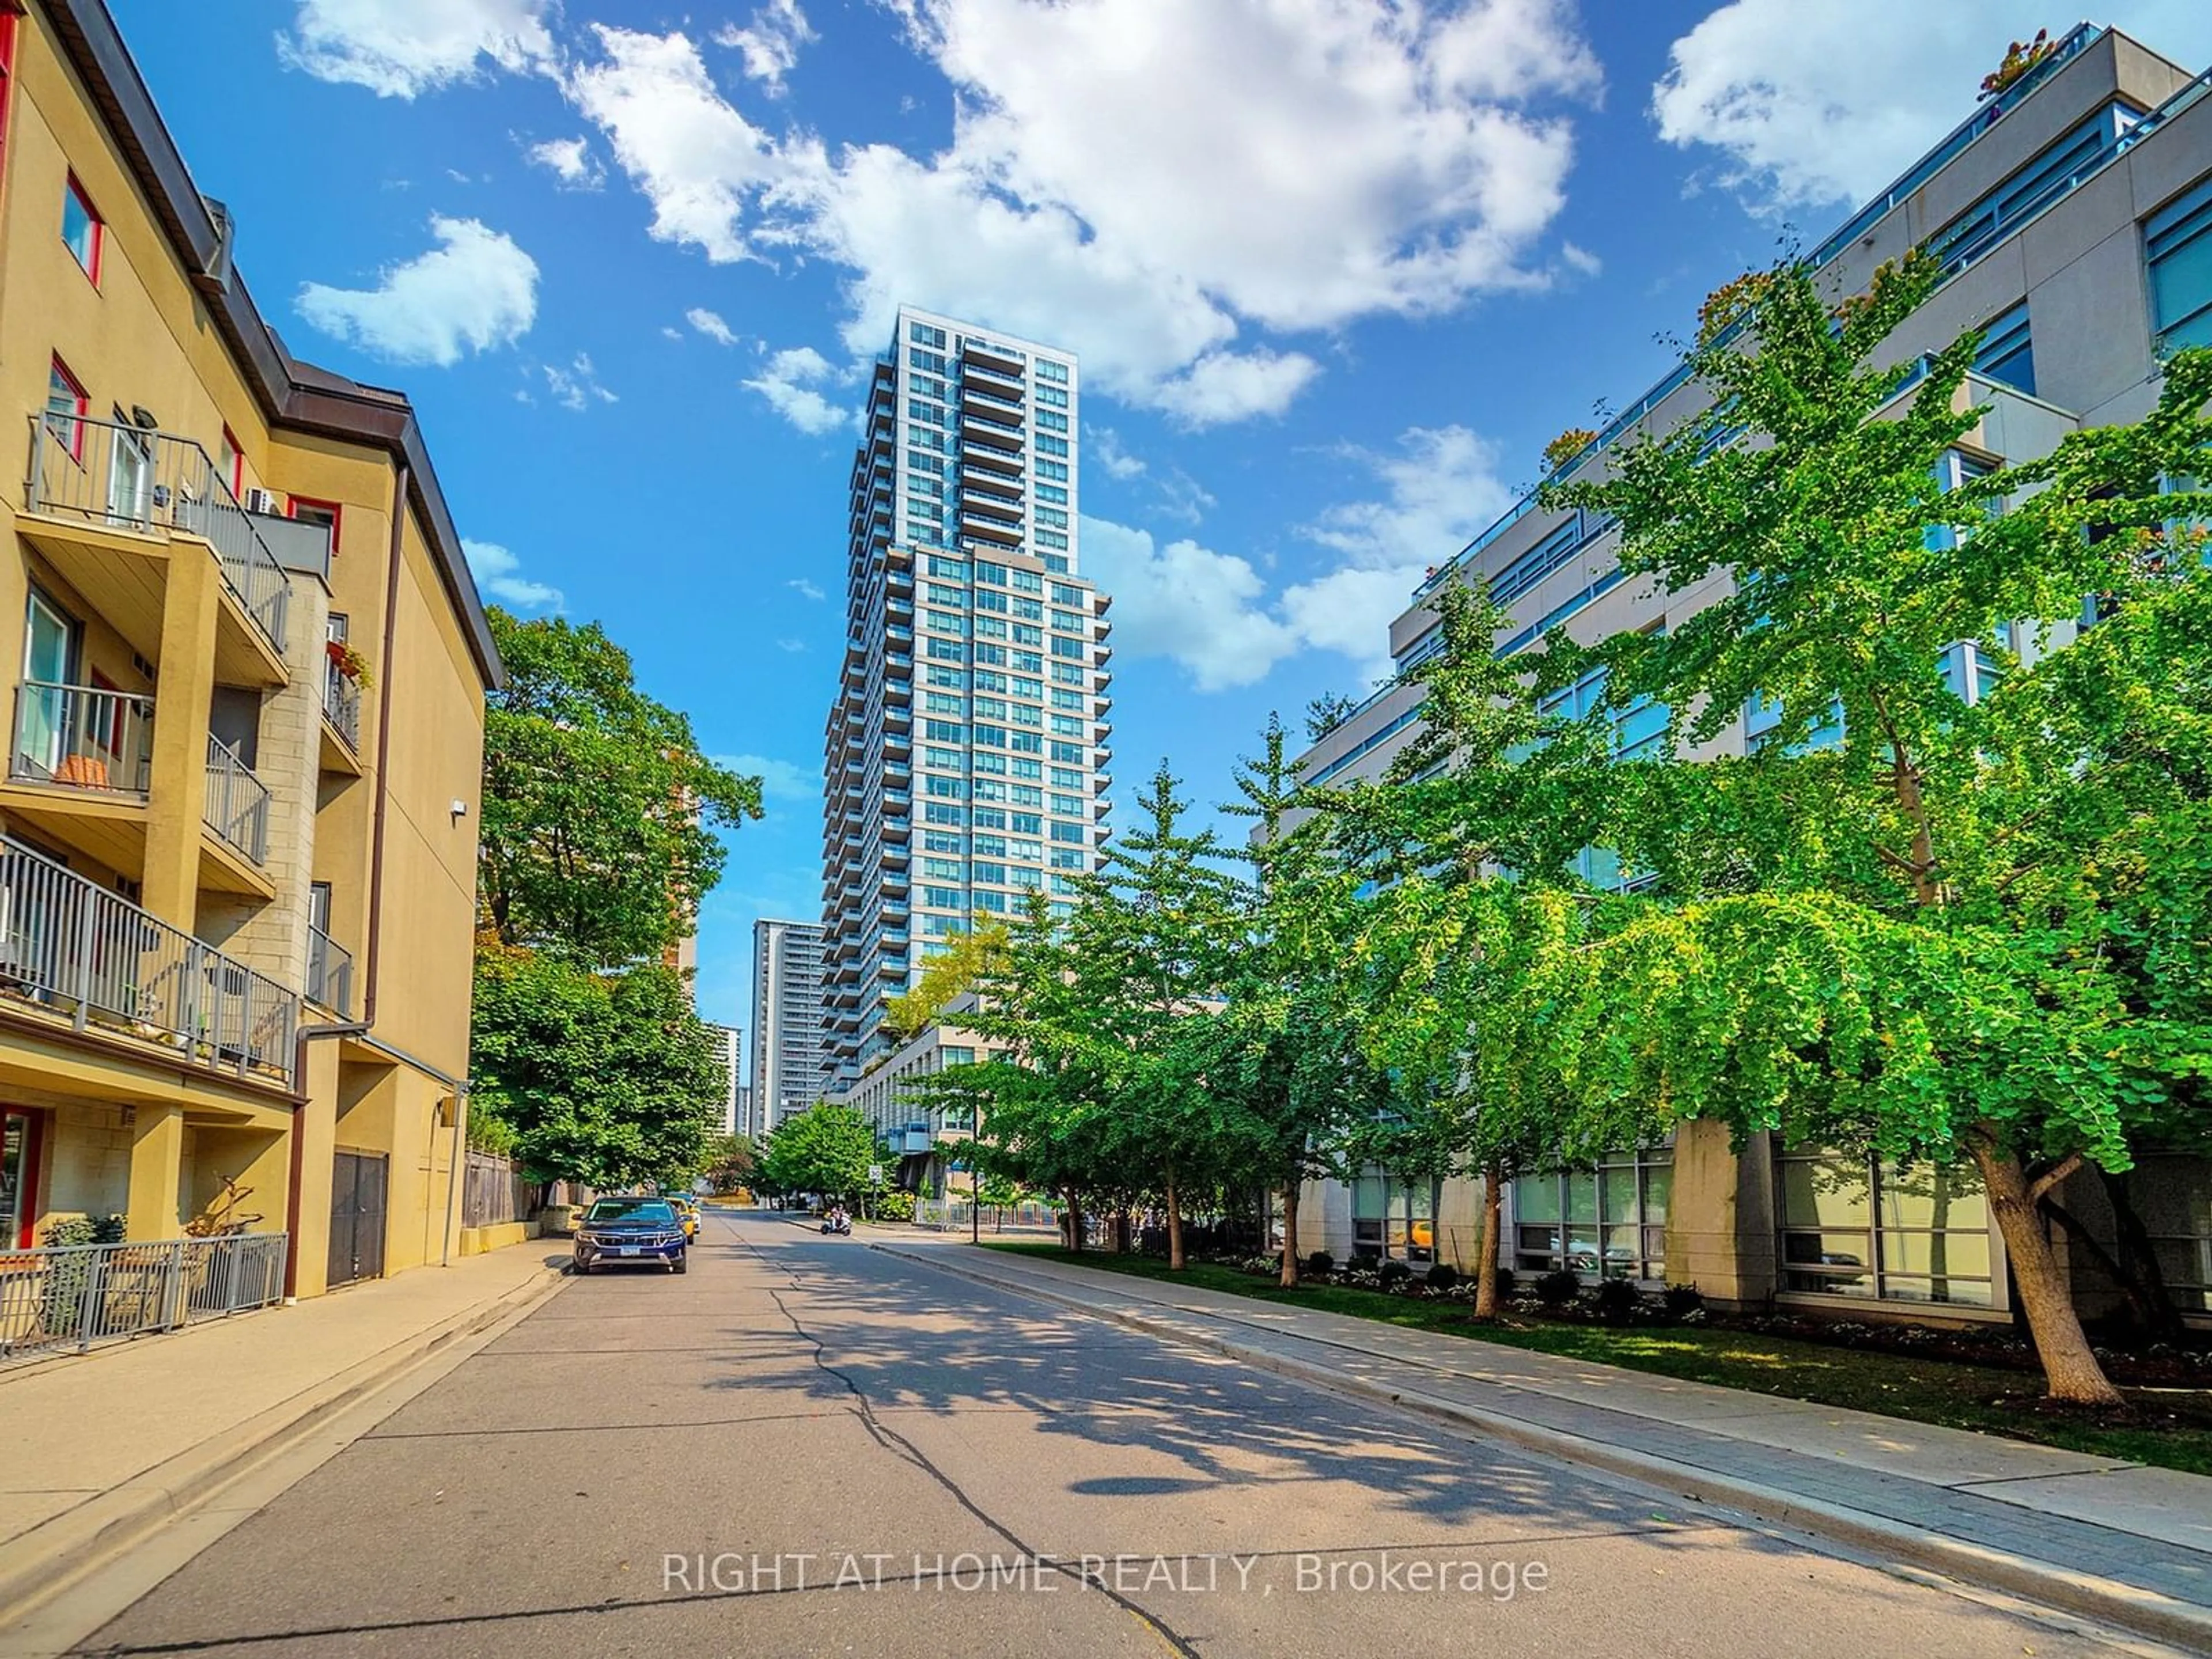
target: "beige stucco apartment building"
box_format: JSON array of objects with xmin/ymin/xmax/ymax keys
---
[
  {"xmin": 0, "ymin": 0, "xmax": 500, "ymax": 1295},
  {"xmin": 1290, "ymin": 23, "xmax": 2212, "ymax": 1327}
]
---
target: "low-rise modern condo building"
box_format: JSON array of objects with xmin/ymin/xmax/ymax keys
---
[
  {"xmin": 819, "ymin": 307, "xmax": 1113, "ymax": 1091},
  {"xmin": 0, "ymin": 0, "xmax": 501, "ymax": 1295},
  {"xmin": 1287, "ymin": 22, "xmax": 2212, "ymax": 1327}
]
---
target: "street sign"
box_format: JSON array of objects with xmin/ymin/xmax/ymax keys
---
[{"xmin": 867, "ymin": 1163, "xmax": 884, "ymax": 1185}]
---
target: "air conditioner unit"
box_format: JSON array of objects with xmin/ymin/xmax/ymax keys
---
[{"xmin": 243, "ymin": 487, "xmax": 281, "ymax": 514}]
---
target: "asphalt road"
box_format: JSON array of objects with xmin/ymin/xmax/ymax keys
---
[{"xmin": 77, "ymin": 1211, "xmax": 2150, "ymax": 1657}]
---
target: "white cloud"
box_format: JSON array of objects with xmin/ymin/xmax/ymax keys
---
[
  {"xmin": 296, "ymin": 216, "xmax": 539, "ymax": 366},
  {"xmin": 744, "ymin": 346, "xmax": 857, "ymax": 435},
  {"xmin": 687, "ymin": 307, "xmax": 740, "ymax": 345},
  {"xmin": 543, "ymin": 353, "xmax": 617, "ymax": 410},
  {"xmin": 527, "ymin": 136, "xmax": 604, "ymax": 190},
  {"xmin": 279, "ymin": 0, "xmax": 554, "ymax": 99},
  {"xmin": 717, "ymin": 753, "xmax": 817, "ymax": 801},
  {"xmin": 464, "ymin": 539, "xmax": 563, "ymax": 611},
  {"xmin": 1560, "ymin": 240, "xmax": 1601, "ymax": 276},
  {"xmin": 1078, "ymin": 423, "xmax": 1510, "ymax": 691},
  {"xmin": 787, "ymin": 577, "xmax": 827, "ymax": 601},
  {"xmin": 715, "ymin": 0, "xmax": 817, "ymax": 93},
  {"xmin": 776, "ymin": 637, "xmax": 808, "ymax": 653},
  {"xmin": 564, "ymin": 26, "xmax": 787, "ymax": 263},
  {"xmin": 1653, "ymin": 3, "xmax": 2212, "ymax": 211},
  {"xmin": 562, "ymin": 1, "xmax": 1601, "ymax": 420},
  {"xmin": 1152, "ymin": 347, "xmax": 1323, "ymax": 426},
  {"xmin": 1079, "ymin": 517, "xmax": 1297, "ymax": 692},
  {"xmin": 1090, "ymin": 428, "xmax": 1146, "ymax": 481}
]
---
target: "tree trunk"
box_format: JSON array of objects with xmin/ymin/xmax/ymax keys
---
[
  {"xmin": 1473, "ymin": 1160, "xmax": 1503, "ymax": 1319},
  {"xmin": 1165, "ymin": 1177, "xmax": 1186, "ymax": 1271},
  {"xmin": 1969, "ymin": 1138, "xmax": 2123, "ymax": 1406},
  {"xmin": 1279, "ymin": 1175, "xmax": 1301, "ymax": 1288},
  {"xmin": 1064, "ymin": 1187, "xmax": 1084, "ymax": 1254}
]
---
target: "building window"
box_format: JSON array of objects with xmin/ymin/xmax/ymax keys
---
[
  {"xmin": 45, "ymin": 357, "xmax": 88, "ymax": 461},
  {"xmin": 0, "ymin": 12, "xmax": 18, "ymax": 212},
  {"xmin": 1351, "ymin": 1168, "xmax": 1437, "ymax": 1262},
  {"xmin": 2120, "ymin": 1157, "xmax": 2212, "ymax": 1313},
  {"xmin": 62, "ymin": 174, "xmax": 102, "ymax": 281},
  {"xmin": 1512, "ymin": 1146, "xmax": 1671, "ymax": 1280},
  {"xmin": 1776, "ymin": 1149, "xmax": 1995, "ymax": 1307},
  {"xmin": 1974, "ymin": 301, "xmax": 2035, "ymax": 395},
  {"xmin": 2147, "ymin": 177, "xmax": 2212, "ymax": 355},
  {"xmin": 290, "ymin": 497, "xmax": 341, "ymax": 544},
  {"xmin": 0, "ymin": 1108, "xmax": 37, "ymax": 1248}
]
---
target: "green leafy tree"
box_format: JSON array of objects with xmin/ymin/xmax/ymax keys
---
[
  {"xmin": 760, "ymin": 1104, "xmax": 886, "ymax": 1203},
  {"xmin": 1321, "ymin": 581, "xmax": 1614, "ymax": 1312},
  {"xmin": 700, "ymin": 1133, "xmax": 757, "ymax": 1194},
  {"xmin": 469, "ymin": 950, "xmax": 724, "ymax": 1188},
  {"xmin": 881, "ymin": 915, "xmax": 1008, "ymax": 1046},
  {"xmin": 480, "ymin": 610, "xmax": 762, "ymax": 964},
  {"xmin": 1540, "ymin": 255, "xmax": 2212, "ymax": 1403},
  {"xmin": 1215, "ymin": 718, "xmax": 1378, "ymax": 1286}
]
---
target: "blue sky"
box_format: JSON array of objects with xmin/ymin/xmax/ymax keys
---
[{"xmin": 108, "ymin": 2, "xmax": 2212, "ymax": 1044}]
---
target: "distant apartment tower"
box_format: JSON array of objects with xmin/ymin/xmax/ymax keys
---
[
  {"xmin": 703, "ymin": 1021, "xmax": 743, "ymax": 1134},
  {"xmin": 751, "ymin": 919, "xmax": 825, "ymax": 1129},
  {"xmin": 820, "ymin": 306, "xmax": 1115, "ymax": 1089}
]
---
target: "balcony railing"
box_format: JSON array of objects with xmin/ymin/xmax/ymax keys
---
[
  {"xmin": 203, "ymin": 737, "xmax": 271, "ymax": 865},
  {"xmin": 0, "ymin": 836, "xmax": 298, "ymax": 1085},
  {"xmin": 26, "ymin": 413, "xmax": 291, "ymax": 653},
  {"xmin": 306, "ymin": 923, "xmax": 354, "ymax": 1017},
  {"xmin": 9, "ymin": 681, "xmax": 153, "ymax": 795},
  {"xmin": 322, "ymin": 661, "xmax": 362, "ymax": 750}
]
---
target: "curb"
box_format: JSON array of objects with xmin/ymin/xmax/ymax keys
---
[
  {"xmin": 869, "ymin": 1239, "xmax": 2212, "ymax": 1654},
  {"xmin": 0, "ymin": 1257, "xmax": 567, "ymax": 1626}
]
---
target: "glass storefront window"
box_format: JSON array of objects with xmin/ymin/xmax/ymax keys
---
[
  {"xmin": 1512, "ymin": 1145, "xmax": 1671, "ymax": 1280},
  {"xmin": 1777, "ymin": 1150, "xmax": 1995, "ymax": 1306},
  {"xmin": 2129, "ymin": 1158, "xmax": 2212, "ymax": 1313},
  {"xmin": 1351, "ymin": 1167, "xmax": 1438, "ymax": 1262}
]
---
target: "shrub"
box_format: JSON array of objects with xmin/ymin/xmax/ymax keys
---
[
  {"xmin": 872, "ymin": 1190, "xmax": 916, "ymax": 1222},
  {"xmin": 1377, "ymin": 1258, "xmax": 1412, "ymax": 1288},
  {"xmin": 1305, "ymin": 1250, "xmax": 1335, "ymax": 1275},
  {"xmin": 1534, "ymin": 1269, "xmax": 1581, "ymax": 1308},
  {"xmin": 1594, "ymin": 1277, "xmax": 1642, "ymax": 1321},
  {"xmin": 1424, "ymin": 1262, "xmax": 1459, "ymax": 1291},
  {"xmin": 1662, "ymin": 1283, "xmax": 1706, "ymax": 1321},
  {"xmin": 1491, "ymin": 1266, "xmax": 1516, "ymax": 1301}
]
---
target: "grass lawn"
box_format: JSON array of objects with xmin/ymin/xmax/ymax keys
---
[{"xmin": 981, "ymin": 1242, "xmax": 2212, "ymax": 1476}]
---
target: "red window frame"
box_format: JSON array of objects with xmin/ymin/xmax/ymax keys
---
[
  {"xmin": 1, "ymin": 1106, "xmax": 42, "ymax": 1250},
  {"xmin": 46, "ymin": 355, "xmax": 87, "ymax": 463},
  {"xmin": 0, "ymin": 7, "xmax": 20, "ymax": 212},
  {"xmin": 289, "ymin": 497, "xmax": 342, "ymax": 551},
  {"xmin": 219, "ymin": 426, "xmax": 245, "ymax": 498},
  {"xmin": 62, "ymin": 172, "xmax": 101, "ymax": 285}
]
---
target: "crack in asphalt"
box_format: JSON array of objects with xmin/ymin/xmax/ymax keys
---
[{"xmin": 730, "ymin": 1222, "xmax": 1207, "ymax": 1658}]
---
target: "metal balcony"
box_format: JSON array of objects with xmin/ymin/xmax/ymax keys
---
[
  {"xmin": 25, "ymin": 413, "xmax": 291, "ymax": 659},
  {"xmin": 306, "ymin": 923, "xmax": 354, "ymax": 1017},
  {"xmin": 0, "ymin": 835, "xmax": 298, "ymax": 1085},
  {"xmin": 322, "ymin": 660, "xmax": 362, "ymax": 751},
  {"xmin": 203, "ymin": 737, "xmax": 271, "ymax": 865},
  {"xmin": 9, "ymin": 681, "xmax": 153, "ymax": 796}
]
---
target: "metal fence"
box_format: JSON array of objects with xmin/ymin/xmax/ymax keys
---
[
  {"xmin": 0, "ymin": 835, "xmax": 298, "ymax": 1085},
  {"xmin": 9, "ymin": 681, "xmax": 154, "ymax": 795},
  {"xmin": 461, "ymin": 1152, "xmax": 533, "ymax": 1229},
  {"xmin": 914, "ymin": 1198, "xmax": 1062, "ymax": 1233},
  {"xmin": 203, "ymin": 735, "xmax": 270, "ymax": 863},
  {"xmin": 25, "ymin": 412, "xmax": 291, "ymax": 652},
  {"xmin": 305, "ymin": 923, "xmax": 354, "ymax": 1017},
  {"xmin": 322, "ymin": 659, "xmax": 362, "ymax": 749},
  {"xmin": 0, "ymin": 1233, "xmax": 288, "ymax": 1366}
]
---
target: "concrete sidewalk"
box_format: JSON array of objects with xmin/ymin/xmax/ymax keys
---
[
  {"xmin": 0, "ymin": 1238, "xmax": 568, "ymax": 1621},
  {"xmin": 869, "ymin": 1232, "xmax": 2212, "ymax": 1651}
]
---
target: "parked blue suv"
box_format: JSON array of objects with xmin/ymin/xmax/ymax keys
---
[{"xmin": 573, "ymin": 1198, "xmax": 688, "ymax": 1274}]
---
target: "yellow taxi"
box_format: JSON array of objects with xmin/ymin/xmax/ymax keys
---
[{"xmin": 664, "ymin": 1194, "xmax": 701, "ymax": 1241}]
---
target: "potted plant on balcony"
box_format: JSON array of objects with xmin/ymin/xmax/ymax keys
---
[
  {"xmin": 1980, "ymin": 29, "xmax": 2053, "ymax": 103},
  {"xmin": 1541, "ymin": 427, "xmax": 1597, "ymax": 475},
  {"xmin": 325, "ymin": 640, "xmax": 373, "ymax": 689}
]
